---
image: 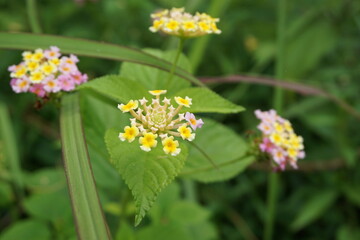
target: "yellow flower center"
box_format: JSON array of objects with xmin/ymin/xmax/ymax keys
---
[
  {"xmin": 183, "ymin": 21, "xmax": 196, "ymax": 30},
  {"xmin": 190, "ymin": 118, "xmax": 197, "ymax": 125},
  {"xmin": 198, "ymin": 22, "xmax": 210, "ymax": 31},
  {"xmin": 166, "ymin": 20, "xmax": 179, "ymax": 30}
]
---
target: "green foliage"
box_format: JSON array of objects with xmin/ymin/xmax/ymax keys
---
[
  {"xmin": 181, "ymin": 118, "xmax": 254, "ymax": 182},
  {"xmin": 174, "ymin": 87, "xmax": 245, "ymax": 114},
  {"xmin": 60, "ymin": 93, "xmax": 111, "ymax": 240},
  {"xmin": 291, "ymin": 190, "xmax": 338, "ymax": 231},
  {"xmin": 0, "ymin": 220, "xmax": 51, "ymax": 240},
  {"xmin": 105, "ymin": 128, "xmax": 188, "ymax": 226},
  {"xmin": 79, "ymin": 75, "xmax": 150, "ymax": 103},
  {"xmin": 24, "ymin": 190, "xmax": 72, "ymax": 221},
  {"xmin": 80, "ymin": 90, "xmax": 124, "ymax": 190},
  {"xmin": 120, "ymin": 49, "xmax": 191, "ymax": 94}
]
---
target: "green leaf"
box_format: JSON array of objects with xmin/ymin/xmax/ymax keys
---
[
  {"xmin": 0, "ymin": 182, "xmax": 13, "ymax": 206},
  {"xmin": 60, "ymin": 93, "xmax": 111, "ymax": 240},
  {"xmin": 0, "ymin": 32, "xmax": 204, "ymax": 86},
  {"xmin": 173, "ymin": 88, "xmax": 245, "ymax": 114},
  {"xmin": 291, "ymin": 190, "xmax": 338, "ymax": 231},
  {"xmin": 337, "ymin": 225, "xmax": 360, "ymax": 240},
  {"xmin": 0, "ymin": 220, "xmax": 51, "ymax": 240},
  {"xmin": 342, "ymin": 184, "xmax": 360, "ymax": 208},
  {"xmin": 285, "ymin": 21, "xmax": 337, "ymax": 79},
  {"xmin": 24, "ymin": 190, "xmax": 72, "ymax": 221},
  {"xmin": 181, "ymin": 118, "xmax": 254, "ymax": 182},
  {"xmin": 80, "ymin": 90, "xmax": 125, "ymax": 189},
  {"xmin": 105, "ymin": 128, "xmax": 188, "ymax": 226},
  {"xmin": 120, "ymin": 49, "xmax": 191, "ymax": 95},
  {"xmin": 79, "ymin": 75, "xmax": 150, "ymax": 103},
  {"xmin": 0, "ymin": 101, "xmax": 24, "ymax": 198},
  {"xmin": 169, "ymin": 201, "xmax": 210, "ymax": 225},
  {"xmin": 25, "ymin": 168, "xmax": 66, "ymax": 194},
  {"xmin": 115, "ymin": 222, "xmax": 136, "ymax": 240},
  {"xmin": 137, "ymin": 224, "xmax": 191, "ymax": 240}
]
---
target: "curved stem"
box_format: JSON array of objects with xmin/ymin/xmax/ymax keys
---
[{"xmin": 166, "ymin": 38, "xmax": 185, "ymax": 88}]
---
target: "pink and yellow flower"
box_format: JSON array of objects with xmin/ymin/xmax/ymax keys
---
[
  {"xmin": 8, "ymin": 46, "xmax": 87, "ymax": 98},
  {"xmin": 255, "ymin": 109, "xmax": 305, "ymax": 171}
]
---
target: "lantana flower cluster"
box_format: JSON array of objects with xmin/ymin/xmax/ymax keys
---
[
  {"xmin": 149, "ymin": 7, "xmax": 221, "ymax": 38},
  {"xmin": 8, "ymin": 46, "xmax": 88, "ymax": 98},
  {"xmin": 118, "ymin": 90, "xmax": 204, "ymax": 156},
  {"xmin": 255, "ymin": 109, "xmax": 305, "ymax": 171}
]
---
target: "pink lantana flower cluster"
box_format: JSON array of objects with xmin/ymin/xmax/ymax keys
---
[
  {"xmin": 255, "ymin": 109, "xmax": 305, "ymax": 171},
  {"xmin": 8, "ymin": 46, "xmax": 88, "ymax": 98}
]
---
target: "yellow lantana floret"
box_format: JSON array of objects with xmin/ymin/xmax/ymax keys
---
[
  {"xmin": 26, "ymin": 61, "xmax": 39, "ymax": 71},
  {"xmin": 177, "ymin": 124, "xmax": 195, "ymax": 141},
  {"xmin": 162, "ymin": 136, "xmax": 181, "ymax": 156},
  {"xmin": 119, "ymin": 125, "xmax": 139, "ymax": 142},
  {"xmin": 11, "ymin": 67, "xmax": 27, "ymax": 78},
  {"xmin": 41, "ymin": 63, "xmax": 57, "ymax": 75},
  {"xmin": 149, "ymin": 90, "xmax": 167, "ymax": 96},
  {"xmin": 118, "ymin": 100, "xmax": 139, "ymax": 113},
  {"xmin": 50, "ymin": 58, "xmax": 60, "ymax": 65},
  {"xmin": 270, "ymin": 132, "xmax": 283, "ymax": 145},
  {"xmin": 165, "ymin": 20, "xmax": 180, "ymax": 32},
  {"xmin": 22, "ymin": 51, "xmax": 33, "ymax": 62},
  {"xmin": 150, "ymin": 19, "xmax": 165, "ymax": 32},
  {"xmin": 139, "ymin": 132, "xmax": 158, "ymax": 152},
  {"xmin": 29, "ymin": 71, "xmax": 44, "ymax": 83},
  {"xmin": 32, "ymin": 49, "xmax": 44, "ymax": 62},
  {"xmin": 182, "ymin": 21, "xmax": 197, "ymax": 31},
  {"xmin": 175, "ymin": 96, "xmax": 192, "ymax": 108}
]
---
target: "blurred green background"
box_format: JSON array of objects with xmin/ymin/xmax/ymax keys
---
[{"xmin": 1, "ymin": 0, "xmax": 360, "ymax": 239}]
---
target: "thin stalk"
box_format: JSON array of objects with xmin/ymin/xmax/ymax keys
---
[
  {"xmin": 265, "ymin": 0, "xmax": 287, "ymax": 240},
  {"xmin": 166, "ymin": 38, "xmax": 185, "ymax": 88},
  {"xmin": 26, "ymin": 0, "xmax": 42, "ymax": 34}
]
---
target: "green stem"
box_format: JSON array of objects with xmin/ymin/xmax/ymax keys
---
[
  {"xmin": 26, "ymin": 0, "xmax": 42, "ymax": 34},
  {"xmin": 265, "ymin": 1, "xmax": 287, "ymax": 240},
  {"xmin": 166, "ymin": 38, "xmax": 185, "ymax": 88},
  {"xmin": 264, "ymin": 172, "xmax": 279, "ymax": 240}
]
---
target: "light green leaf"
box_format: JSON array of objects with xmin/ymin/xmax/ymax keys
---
[
  {"xmin": 115, "ymin": 222, "xmax": 136, "ymax": 240},
  {"xmin": 0, "ymin": 101, "xmax": 24, "ymax": 199},
  {"xmin": 181, "ymin": 118, "xmax": 254, "ymax": 183},
  {"xmin": 80, "ymin": 90, "xmax": 125, "ymax": 189},
  {"xmin": 79, "ymin": 75, "xmax": 150, "ymax": 103},
  {"xmin": 105, "ymin": 128, "xmax": 188, "ymax": 226},
  {"xmin": 137, "ymin": 224, "xmax": 191, "ymax": 240},
  {"xmin": 0, "ymin": 32, "xmax": 203, "ymax": 86},
  {"xmin": 0, "ymin": 220, "xmax": 51, "ymax": 240},
  {"xmin": 173, "ymin": 88, "xmax": 245, "ymax": 114},
  {"xmin": 24, "ymin": 190, "xmax": 72, "ymax": 222},
  {"xmin": 291, "ymin": 190, "xmax": 338, "ymax": 231},
  {"xmin": 25, "ymin": 168, "xmax": 66, "ymax": 194},
  {"xmin": 60, "ymin": 93, "xmax": 111, "ymax": 240},
  {"xmin": 169, "ymin": 201, "xmax": 210, "ymax": 225},
  {"xmin": 120, "ymin": 49, "xmax": 191, "ymax": 95}
]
